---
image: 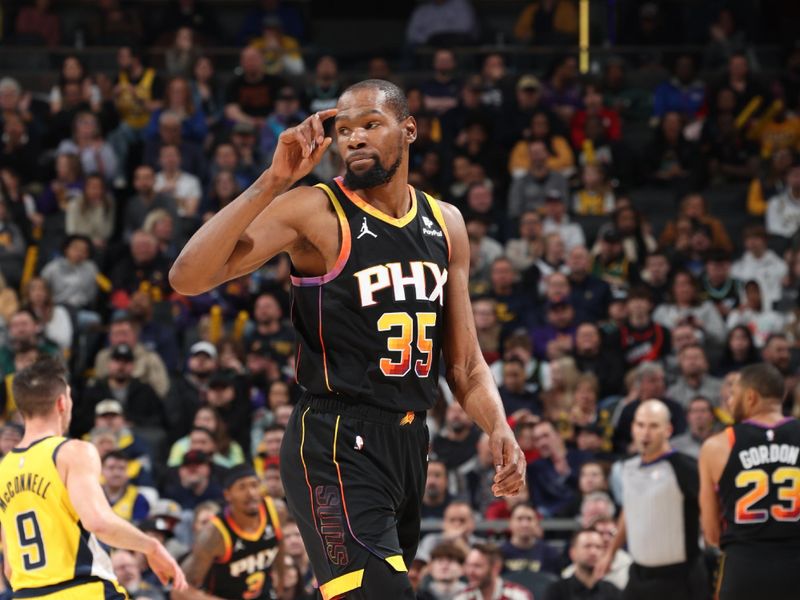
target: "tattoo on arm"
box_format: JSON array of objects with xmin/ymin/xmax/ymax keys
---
[{"xmin": 182, "ymin": 524, "xmax": 224, "ymax": 588}]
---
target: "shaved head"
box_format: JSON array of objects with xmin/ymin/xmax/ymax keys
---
[
  {"xmin": 636, "ymin": 399, "xmax": 671, "ymax": 425},
  {"xmin": 632, "ymin": 399, "xmax": 673, "ymax": 460}
]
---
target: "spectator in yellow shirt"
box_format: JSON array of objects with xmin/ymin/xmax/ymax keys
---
[
  {"xmin": 247, "ymin": 16, "xmax": 304, "ymax": 76},
  {"xmin": 514, "ymin": 0, "xmax": 578, "ymax": 44}
]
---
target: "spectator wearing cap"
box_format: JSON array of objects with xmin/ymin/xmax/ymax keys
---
[
  {"xmin": 670, "ymin": 396, "xmax": 719, "ymax": 459},
  {"xmin": 224, "ymin": 46, "xmax": 285, "ymax": 129},
  {"xmin": 111, "ymin": 549, "xmax": 166, "ymax": 600},
  {"xmin": 205, "ymin": 368, "xmax": 251, "ymax": 455},
  {"xmin": 162, "ymin": 449, "xmax": 224, "ymax": 509},
  {"xmin": 527, "ymin": 420, "xmax": 589, "ymax": 517},
  {"xmin": 147, "ymin": 498, "xmax": 190, "ymax": 559},
  {"xmin": 78, "ymin": 342, "xmax": 163, "ymax": 436},
  {"xmin": 102, "ymin": 449, "xmax": 151, "ymax": 522},
  {"xmin": 546, "ymin": 529, "xmax": 622, "ymax": 600},
  {"xmin": 91, "ymin": 398, "xmax": 155, "ymax": 486},
  {"xmin": 94, "ymin": 312, "xmax": 170, "ymax": 398},
  {"xmin": 501, "ymin": 75, "xmax": 554, "ymax": 147},
  {"xmin": 243, "ymin": 292, "xmax": 295, "ymax": 368},
  {"xmin": 501, "ymin": 503, "xmax": 562, "ymax": 576},
  {"xmin": 531, "ymin": 297, "xmax": 577, "ymax": 361},
  {"xmin": 168, "ymin": 405, "xmax": 245, "ymax": 469},
  {"xmin": 236, "ymin": 117, "xmax": 268, "ymax": 177},
  {"xmin": 731, "ymin": 224, "xmax": 788, "ymax": 311},
  {"xmin": 124, "ymin": 165, "xmax": 178, "ymax": 242},
  {"xmin": 166, "ymin": 341, "xmax": 219, "ymax": 439},
  {"xmin": 542, "ymin": 189, "xmax": 585, "ymax": 251},
  {"xmin": 507, "ymin": 140, "xmax": 569, "ymax": 219},
  {"xmin": 455, "ymin": 542, "xmax": 533, "ymax": 600},
  {"xmin": 617, "ymin": 288, "xmax": 671, "ymax": 368},
  {"xmin": 260, "ymin": 85, "xmax": 307, "ymax": 163},
  {"xmin": 699, "ymin": 249, "xmax": 741, "ymax": 318},
  {"xmin": 591, "ymin": 228, "xmax": 634, "ymax": 292}
]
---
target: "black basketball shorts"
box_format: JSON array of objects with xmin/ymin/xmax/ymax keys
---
[
  {"xmin": 279, "ymin": 392, "xmax": 428, "ymax": 600},
  {"xmin": 716, "ymin": 546, "xmax": 800, "ymax": 600}
]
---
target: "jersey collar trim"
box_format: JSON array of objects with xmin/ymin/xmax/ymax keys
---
[
  {"xmin": 334, "ymin": 177, "xmax": 417, "ymax": 228},
  {"xmin": 11, "ymin": 435, "xmax": 55, "ymax": 453}
]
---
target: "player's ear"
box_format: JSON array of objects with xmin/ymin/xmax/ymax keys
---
[{"xmin": 404, "ymin": 116, "xmax": 417, "ymax": 143}]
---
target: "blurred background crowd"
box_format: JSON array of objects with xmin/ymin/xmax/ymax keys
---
[{"xmin": 0, "ymin": 0, "xmax": 799, "ymax": 598}]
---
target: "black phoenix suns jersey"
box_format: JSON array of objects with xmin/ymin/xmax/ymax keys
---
[
  {"xmin": 205, "ymin": 497, "xmax": 283, "ymax": 600},
  {"xmin": 719, "ymin": 418, "xmax": 800, "ymax": 549},
  {"xmin": 291, "ymin": 177, "xmax": 450, "ymax": 412}
]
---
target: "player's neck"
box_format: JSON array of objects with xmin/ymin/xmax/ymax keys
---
[
  {"xmin": 350, "ymin": 167, "xmax": 411, "ymax": 219},
  {"xmin": 19, "ymin": 417, "xmax": 63, "ymax": 447},
  {"xmin": 744, "ymin": 406, "xmax": 785, "ymax": 425}
]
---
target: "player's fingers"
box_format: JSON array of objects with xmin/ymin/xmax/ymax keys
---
[
  {"xmin": 317, "ymin": 108, "xmax": 338, "ymax": 122},
  {"xmin": 310, "ymin": 112, "xmax": 325, "ymax": 144},
  {"xmin": 172, "ymin": 564, "xmax": 188, "ymax": 590},
  {"xmin": 309, "ymin": 136, "xmax": 333, "ymax": 162},
  {"xmin": 293, "ymin": 129, "xmax": 312, "ymax": 158}
]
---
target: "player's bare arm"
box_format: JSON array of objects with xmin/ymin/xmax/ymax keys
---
[
  {"xmin": 172, "ymin": 522, "xmax": 227, "ymax": 600},
  {"xmin": 169, "ymin": 109, "xmax": 338, "ymax": 295},
  {"xmin": 58, "ymin": 439, "xmax": 187, "ymax": 590},
  {"xmin": 1, "ymin": 527, "xmax": 10, "ymax": 581},
  {"xmin": 595, "ymin": 509, "xmax": 626, "ymax": 579},
  {"xmin": 439, "ymin": 202, "xmax": 525, "ymax": 497},
  {"xmin": 698, "ymin": 431, "xmax": 730, "ymax": 547}
]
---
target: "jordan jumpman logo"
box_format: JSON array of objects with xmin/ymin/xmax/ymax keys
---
[{"xmin": 357, "ymin": 217, "xmax": 378, "ymax": 239}]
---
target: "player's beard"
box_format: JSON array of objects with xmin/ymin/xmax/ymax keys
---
[{"xmin": 344, "ymin": 154, "xmax": 402, "ymax": 190}]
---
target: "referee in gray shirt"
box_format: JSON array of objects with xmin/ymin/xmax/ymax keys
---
[{"xmin": 595, "ymin": 400, "xmax": 708, "ymax": 600}]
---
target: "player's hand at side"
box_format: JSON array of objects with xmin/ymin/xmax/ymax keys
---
[
  {"xmin": 269, "ymin": 109, "xmax": 337, "ymax": 186},
  {"xmin": 490, "ymin": 424, "xmax": 526, "ymax": 497},
  {"xmin": 146, "ymin": 541, "xmax": 188, "ymax": 591}
]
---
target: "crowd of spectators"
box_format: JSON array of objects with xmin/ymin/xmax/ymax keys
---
[{"xmin": 0, "ymin": 1, "xmax": 799, "ymax": 599}]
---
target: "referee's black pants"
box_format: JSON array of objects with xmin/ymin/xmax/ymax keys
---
[{"xmin": 624, "ymin": 556, "xmax": 708, "ymax": 600}]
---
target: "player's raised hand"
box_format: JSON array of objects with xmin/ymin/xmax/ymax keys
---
[
  {"xmin": 146, "ymin": 541, "xmax": 188, "ymax": 591},
  {"xmin": 490, "ymin": 424, "xmax": 526, "ymax": 497},
  {"xmin": 269, "ymin": 109, "xmax": 337, "ymax": 186}
]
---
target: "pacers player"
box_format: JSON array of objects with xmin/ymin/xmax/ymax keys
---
[
  {"xmin": 699, "ymin": 363, "xmax": 800, "ymax": 600},
  {"xmin": 0, "ymin": 357, "xmax": 185, "ymax": 598},
  {"xmin": 170, "ymin": 79, "xmax": 526, "ymax": 599},
  {"xmin": 174, "ymin": 465, "xmax": 285, "ymax": 600}
]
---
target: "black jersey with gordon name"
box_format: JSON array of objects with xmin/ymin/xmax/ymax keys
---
[
  {"xmin": 290, "ymin": 177, "xmax": 450, "ymax": 412},
  {"xmin": 718, "ymin": 418, "xmax": 800, "ymax": 549},
  {"xmin": 205, "ymin": 498, "xmax": 283, "ymax": 600}
]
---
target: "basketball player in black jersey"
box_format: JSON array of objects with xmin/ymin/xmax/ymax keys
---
[
  {"xmin": 170, "ymin": 79, "xmax": 526, "ymax": 599},
  {"xmin": 174, "ymin": 465, "xmax": 286, "ymax": 600},
  {"xmin": 699, "ymin": 363, "xmax": 800, "ymax": 600}
]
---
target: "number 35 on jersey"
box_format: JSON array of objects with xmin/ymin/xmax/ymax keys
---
[{"xmin": 354, "ymin": 261, "xmax": 448, "ymax": 379}]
